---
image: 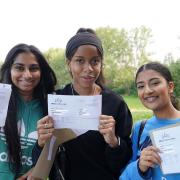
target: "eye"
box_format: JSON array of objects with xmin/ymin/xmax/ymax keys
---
[
  {"xmin": 29, "ymin": 65, "xmax": 40, "ymax": 72},
  {"xmin": 90, "ymin": 58, "xmax": 101, "ymax": 66},
  {"xmin": 150, "ymin": 81, "xmax": 160, "ymax": 86},
  {"xmin": 137, "ymin": 85, "xmax": 144, "ymax": 90},
  {"xmin": 75, "ymin": 58, "xmax": 85, "ymax": 65},
  {"xmin": 12, "ymin": 65, "xmax": 25, "ymax": 72}
]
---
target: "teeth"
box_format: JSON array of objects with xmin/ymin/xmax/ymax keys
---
[
  {"xmin": 145, "ymin": 96, "xmax": 157, "ymax": 102},
  {"xmin": 84, "ymin": 76, "xmax": 94, "ymax": 79},
  {"xmin": 21, "ymin": 81, "xmax": 33, "ymax": 85}
]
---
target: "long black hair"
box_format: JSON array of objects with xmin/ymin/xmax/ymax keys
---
[
  {"xmin": 135, "ymin": 62, "xmax": 179, "ymax": 110},
  {"xmin": 0, "ymin": 43, "xmax": 57, "ymax": 174}
]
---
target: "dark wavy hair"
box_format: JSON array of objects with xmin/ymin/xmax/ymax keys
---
[
  {"xmin": 65, "ymin": 28, "xmax": 105, "ymax": 86},
  {"xmin": 135, "ymin": 62, "xmax": 179, "ymax": 110},
  {"xmin": 0, "ymin": 43, "xmax": 57, "ymax": 175}
]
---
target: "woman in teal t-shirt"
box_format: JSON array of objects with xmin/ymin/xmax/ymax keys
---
[{"xmin": 0, "ymin": 44, "xmax": 56, "ymax": 179}]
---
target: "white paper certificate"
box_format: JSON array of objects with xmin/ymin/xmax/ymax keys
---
[
  {"xmin": 150, "ymin": 122, "xmax": 180, "ymax": 175},
  {"xmin": 0, "ymin": 83, "xmax": 12, "ymax": 127},
  {"xmin": 48, "ymin": 94, "xmax": 102, "ymax": 130}
]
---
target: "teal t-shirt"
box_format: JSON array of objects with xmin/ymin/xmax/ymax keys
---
[{"xmin": 0, "ymin": 97, "xmax": 43, "ymax": 179}]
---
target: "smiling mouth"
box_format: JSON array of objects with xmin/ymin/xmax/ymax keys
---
[
  {"xmin": 82, "ymin": 75, "xmax": 95, "ymax": 80},
  {"xmin": 144, "ymin": 96, "xmax": 158, "ymax": 103},
  {"xmin": 20, "ymin": 80, "xmax": 34, "ymax": 85},
  {"xmin": 84, "ymin": 77, "xmax": 94, "ymax": 79}
]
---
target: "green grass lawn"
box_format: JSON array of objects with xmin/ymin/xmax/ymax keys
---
[{"xmin": 123, "ymin": 96, "xmax": 152, "ymax": 122}]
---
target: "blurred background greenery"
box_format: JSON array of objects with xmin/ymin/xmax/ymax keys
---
[
  {"xmin": 0, "ymin": 26, "xmax": 179, "ymax": 124},
  {"xmin": 42, "ymin": 26, "xmax": 180, "ymax": 100},
  {"xmin": 123, "ymin": 96, "xmax": 152, "ymax": 122}
]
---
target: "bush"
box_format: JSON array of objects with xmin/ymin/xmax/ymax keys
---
[{"xmin": 169, "ymin": 61, "xmax": 180, "ymax": 98}]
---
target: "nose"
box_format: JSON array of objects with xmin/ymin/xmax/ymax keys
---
[
  {"xmin": 23, "ymin": 68, "xmax": 32, "ymax": 78},
  {"xmin": 83, "ymin": 62, "xmax": 93, "ymax": 72},
  {"xmin": 144, "ymin": 85, "xmax": 154, "ymax": 94}
]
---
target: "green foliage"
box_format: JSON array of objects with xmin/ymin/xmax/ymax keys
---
[
  {"xmin": 44, "ymin": 48, "xmax": 71, "ymax": 89},
  {"xmin": 112, "ymin": 80, "xmax": 137, "ymax": 96},
  {"xmin": 96, "ymin": 27, "xmax": 133, "ymax": 88},
  {"xmin": 96, "ymin": 26, "xmax": 152, "ymax": 93},
  {"xmin": 169, "ymin": 60, "xmax": 180, "ymax": 98},
  {"xmin": 42, "ymin": 26, "xmax": 154, "ymax": 95},
  {"xmin": 41, "ymin": 26, "xmax": 180, "ymax": 98},
  {"xmin": 123, "ymin": 96, "xmax": 152, "ymax": 122},
  {"xmin": 129, "ymin": 26, "xmax": 153, "ymax": 67},
  {"xmin": 96, "ymin": 27, "xmax": 133, "ymax": 63},
  {"xmin": 164, "ymin": 53, "xmax": 175, "ymax": 65}
]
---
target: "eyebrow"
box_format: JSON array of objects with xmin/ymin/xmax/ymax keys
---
[
  {"xmin": 74, "ymin": 55, "xmax": 100, "ymax": 58},
  {"xmin": 136, "ymin": 77, "xmax": 160, "ymax": 84},
  {"xmin": 13, "ymin": 63, "xmax": 39, "ymax": 66}
]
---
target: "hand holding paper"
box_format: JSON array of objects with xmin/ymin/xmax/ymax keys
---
[
  {"xmin": 150, "ymin": 123, "xmax": 180, "ymax": 175},
  {"xmin": 48, "ymin": 94, "xmax": 102, "ymax": 131},
  {"xmin": 0, "ymin": 83, "xmax": 11, "ymax": 127},
  {"xmin": 32, "ymin": 94, "xmax": 102, "ymax": 179}
]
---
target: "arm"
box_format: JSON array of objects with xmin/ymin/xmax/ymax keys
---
[
  {"xmin": 32, "ymin": 116, "xmax": 54, "ymax": 166},
  {"xmin": 99, "ymin": 99, "xmax": 133, "ymax": 176},
  {"xmin": 17, "ymin": 168, "xmax": 34, "ymax": 180},
  {"xmin": 120, "ymin": 122, "xmax": 145, "ymax": 180},
  {"xmin": 32, "ymin": 141, "xmax": 43, "ymax": 167},
  {"xmin": 120, "ymin": 121, "xmax": 161, "ymax": 180}
]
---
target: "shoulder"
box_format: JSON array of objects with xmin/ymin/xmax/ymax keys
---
[
  {"xmin": 133, "ymin": 120, "xmax": 143, "ymax": 133},
  {"xmin": 101, "ymin": 86, "xmax": 129, "ymax": 113},
  {"xmin": 56, "ymin": 84, "xmax": 72, "ymax": 95},
  {"xmin": 131, "ymin": 120, "xmax": 148, "ymax": 145},
  {"xmin": 101, "ymin": 86, "xmax": 124, "ymax": 103},
  {"xmin": 100, "ymin": 86, "xmax": 132, "ymax": 120},
  {"xmin": 133, "ymin": 117, "xmax": 155, "ymax": 137}
]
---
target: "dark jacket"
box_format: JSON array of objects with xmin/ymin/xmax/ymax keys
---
[{"xmin": 32, "ymin": 84, "xmax": 133, "ymax": 180}]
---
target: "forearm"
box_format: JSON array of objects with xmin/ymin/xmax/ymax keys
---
[
  {"xmin": 32, "ymin": 141, "xmax": 43, "ymax": 167},
  {"xmin": 120, "ymin": 160, "xmax": 151, "ymax": 180},
  {"xmin": 105, "ymin": 137, "xmax": 132, "ymax": 176}
]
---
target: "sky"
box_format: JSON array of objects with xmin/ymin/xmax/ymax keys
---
[{"xmin": 0, "ymin": 0, "xmax": 180, "ymax": 62}]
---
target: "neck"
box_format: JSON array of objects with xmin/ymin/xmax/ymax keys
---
[
  {"xmin": 19, "ymin": 91, "xmax": 33, "ymax": 101},
  {"xmin": 154, "ymin": 103, "xmax": 180, "ymax": 119},
  {"xmin": 71, "ymin": 83, "xmax": 99, "ymax": 95}
]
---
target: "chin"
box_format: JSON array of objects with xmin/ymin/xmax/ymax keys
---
[
  {"xmin": 145, "ymin": 105, "xmax": 160, "ymax": 111},
  {"xmin": 142, "ymin": 103, "xmax": 154, "ymax": 110},
  {"xmin": 81, "ymin": 82, "xmax": 94, "ymax": 88}
]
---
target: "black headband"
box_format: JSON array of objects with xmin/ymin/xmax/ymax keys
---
[{"xmin": 65, "ymin": 32, "xmax": 103, "ymax": 59}]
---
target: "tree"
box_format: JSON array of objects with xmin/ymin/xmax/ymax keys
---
[
  {"xmin": 96, "ymin": 26, "xmax": 152, "ymax": 94},
  {"xmin": 42, "ymin": 26, "xmax": 153, "ymax": 95},
  {"xmin": 44, "ymin": 48, "xmax": 71, "ymax": 88},
  {"xmin": 129, "ymin": 26, "xmax": 152, "ymax": 68},
  {"xmin": 164, "ymin": 53, "xmax": 175, "ymax": 65},
  {"xmin": 96, "ymin": 27, "xmax": 133, "ymax": 89},
  {"xmin": 169, "ymin": 60, "xmax": 180, "ymax": 98},
  {"xmin": 96, "ymin": 27, "xmax": 133, "ymax": 66}
]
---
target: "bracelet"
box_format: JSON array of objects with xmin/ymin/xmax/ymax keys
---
[{"xmin": 117, "ymin": 136, "xmax": 121, "ymax": 146}]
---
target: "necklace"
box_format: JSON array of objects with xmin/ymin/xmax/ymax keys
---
[{"xmin": 71, "ymin": 83, "xmax": 96, "ymax": 95}]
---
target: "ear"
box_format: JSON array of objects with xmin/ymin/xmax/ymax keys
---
[
  {"xmin": 66, "ymin": 59, "xmax": 71, "ymax": 71},
  {"xmin": 168, "ymin": 81, "xmax": 174, "ymax": 94}
]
